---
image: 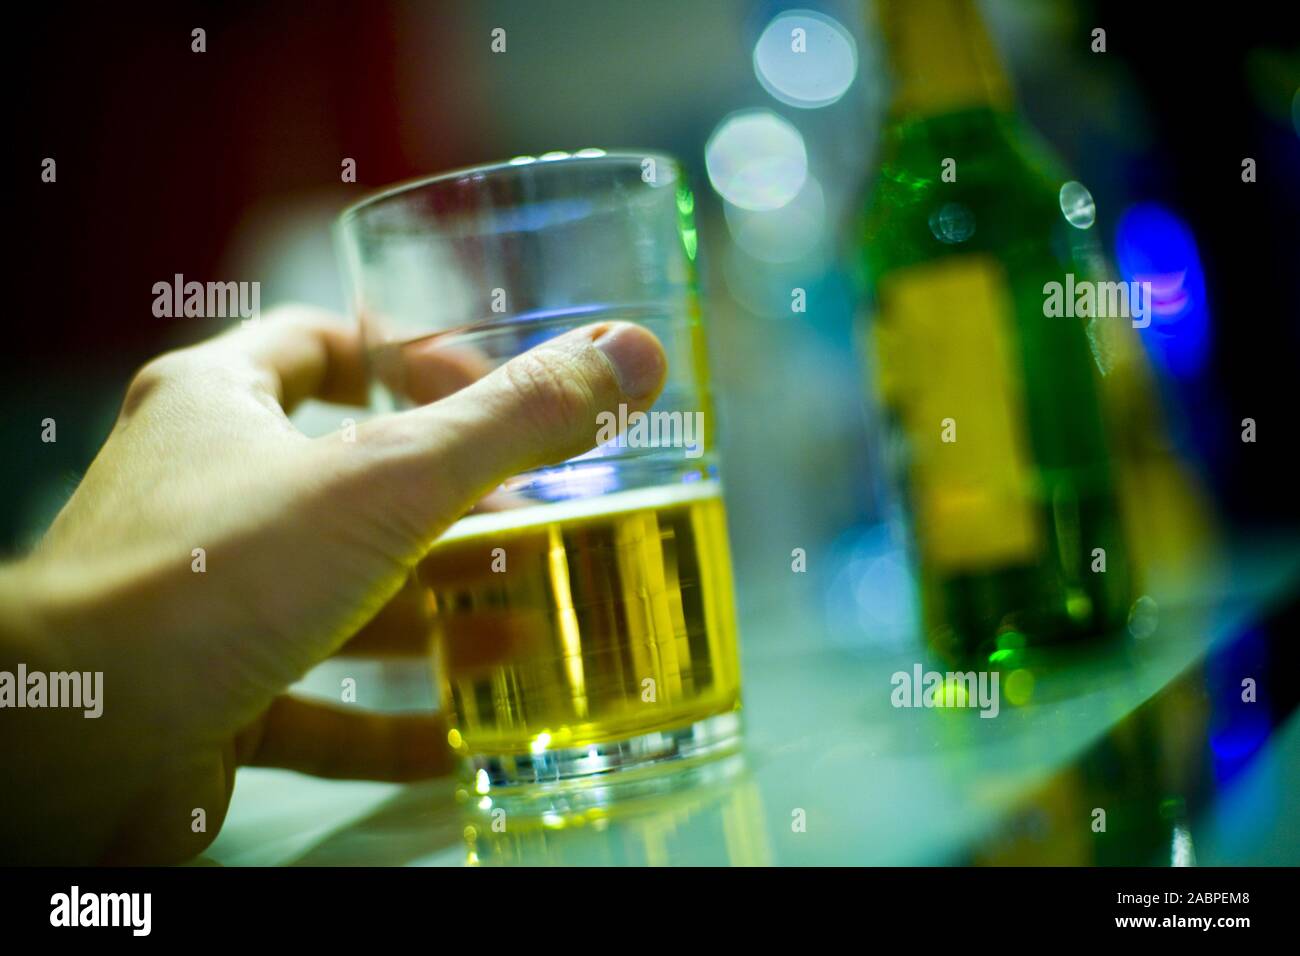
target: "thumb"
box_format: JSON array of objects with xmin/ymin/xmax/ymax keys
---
[{"xmin": 351, "ymin": 321, "xmax": 668, "ymax": 542}]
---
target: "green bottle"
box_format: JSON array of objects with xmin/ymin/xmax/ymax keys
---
[{"xmin": 863, "ymin": 0, "xmax": 1131, "ymax": 663}]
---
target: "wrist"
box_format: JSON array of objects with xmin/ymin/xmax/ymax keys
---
[{"xmin": 0, "ymin": 557, "xmax": 144, "ymax": 863}]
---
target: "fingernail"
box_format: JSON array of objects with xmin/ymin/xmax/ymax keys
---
[{"xmin": 592, "ymin": 323, "xmax": 666, "ymax": 401}]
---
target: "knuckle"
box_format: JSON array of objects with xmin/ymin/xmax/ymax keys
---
[
  {"xmin": 503, "ymin": 350, "xmax": 595, "ymax": 437},
  {"xmin": 123, "ymin": 351, "xmax": 191, "ymax": 413}
]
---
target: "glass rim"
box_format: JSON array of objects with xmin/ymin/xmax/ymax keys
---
[{"xmin": 337, "ymin": 148, "xmax": 683, "ymax": 226}]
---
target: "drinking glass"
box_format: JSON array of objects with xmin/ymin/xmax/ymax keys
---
[{"xmin": 337, "ymin": 151, "xmax": 742, "ymax": 789}]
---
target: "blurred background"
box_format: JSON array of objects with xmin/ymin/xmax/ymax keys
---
[{"xmin": 6, "ymin": 0, "xmax": 1298, "ymax": 664}]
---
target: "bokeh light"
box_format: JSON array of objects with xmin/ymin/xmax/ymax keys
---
[
  {"xmin": 724, "ymin": 175, "xmax": 827, "ymax": 263},
  {"xmin": 929, "ymin": 202, "xmax": 975, "ymax": 243},
  {"xmin": 1004, "ymin": 669, "xmax": 1035, "ymax": 706},
  {"xmin": 824, "ymin": 525, "xmax": 920, "ymax": 653},
  {"xmin": 1059, "ymin": 181, "xmax": 1096, "ymax": 229},
  {"xmin": 1115, "ymin": 203, "xmax": 1211, "ymax": 378},
  {"xmin": 705, "ymin": 109, "xmax": 808, "ymax": 211},
  {"xmin": 1127, "ymin": 595, "xmax": 1159, "ymax": 639},
  {"xmin": 753, "ymin": 10, "xmax": 858, "ymax": 109}
]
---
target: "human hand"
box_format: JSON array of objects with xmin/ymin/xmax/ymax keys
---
[{"xmin": 0, "ymin": 305, "xmax": 666, "ymax": 864}]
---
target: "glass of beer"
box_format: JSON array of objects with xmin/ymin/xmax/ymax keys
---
[{"xmin": 337, "ymin": 151, "xmax": 742, "ymax": 789}]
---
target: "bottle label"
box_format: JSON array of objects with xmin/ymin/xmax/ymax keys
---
[{"xmin": 875, "ymin": 255, "xmax": 1041, "ymax": 570}]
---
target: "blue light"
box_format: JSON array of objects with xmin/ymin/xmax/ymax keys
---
[
  {"xmin": 1207, "ymin": 626, "xmax": 1272, "ymax": 787},
  {"xmin": 1114, "ymin": 203, "xmax": 1211, "ymax": 378}
]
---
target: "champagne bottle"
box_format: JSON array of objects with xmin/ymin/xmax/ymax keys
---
[{"xmin": 863, "ymin": 0, "xmax": 1131, "ymax": 663}]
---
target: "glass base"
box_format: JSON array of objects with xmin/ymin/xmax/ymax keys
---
[
  {"xmin": 464, "ymin": 711, "xmax": 743, "ymax": 790},
  {"xmin": 462, "ymin": 749, "xmax": 750, "ymax": 840}
]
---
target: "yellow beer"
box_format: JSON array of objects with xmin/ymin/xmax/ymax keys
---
[{"xmin": 418, "ymin": 480, "xmax": 741, "ymax": 759}]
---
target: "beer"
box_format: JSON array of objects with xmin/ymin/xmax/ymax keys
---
[{"xmin": 417, "ymin": 480, "xmax": 741, "ymax": 762}]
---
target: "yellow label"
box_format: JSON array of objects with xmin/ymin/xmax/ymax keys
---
[
  {"xmin": 875, "ymin": 256, "xmax": 1040, "ymax": 570},
  {"xmin": 876, "ymin": 0, "xmax": 1012, "ymax": 117}
]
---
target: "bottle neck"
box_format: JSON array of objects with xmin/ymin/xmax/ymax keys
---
[{"xmin": 875, "ymin": 0, "xmax": 1013, "ymax": 118}]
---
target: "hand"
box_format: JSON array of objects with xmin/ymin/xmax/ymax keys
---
[{"xmin": 0, "ymin": 305, "xmax": 666, "ymax": 864}]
